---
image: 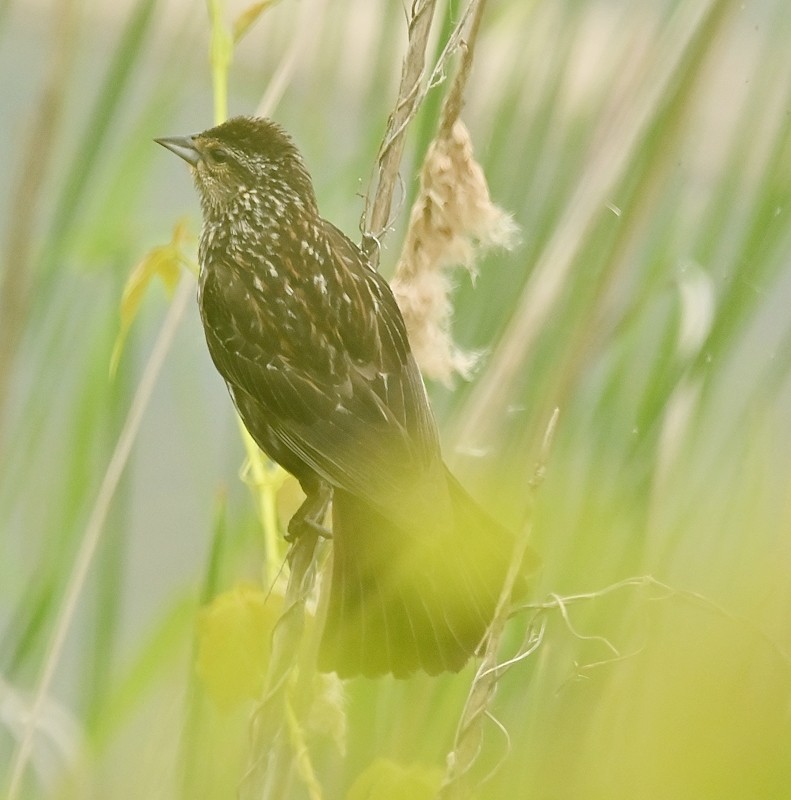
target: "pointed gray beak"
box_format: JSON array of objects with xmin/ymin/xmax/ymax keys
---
[{"xmin": 155, "ymin": 135, "xmax": 201, "ymax": 166}]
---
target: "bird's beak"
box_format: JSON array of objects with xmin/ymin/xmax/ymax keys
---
[{"xmin": 155, "ymin": 135, "xmax": 201, "ymax": 166}]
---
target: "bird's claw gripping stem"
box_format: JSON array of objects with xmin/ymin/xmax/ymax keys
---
[{"xmin": 285, "ymin": 482, "xmax": 332, "ymax": 542}]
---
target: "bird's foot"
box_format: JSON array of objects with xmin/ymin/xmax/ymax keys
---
[
  {"xmin": 285, "ymin": 482, "xmax": 332, "ymax": 543},
  {"xmin": 286, "ymin": 516, "xmax": 333, "ymax": 541}
]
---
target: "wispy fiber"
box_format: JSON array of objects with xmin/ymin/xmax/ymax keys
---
[{"xmin": 391, "ymin": 0, "xmax": 518, "ymax": 384}]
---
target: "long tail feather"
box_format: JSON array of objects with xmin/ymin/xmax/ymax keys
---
[{"xmin": 318, "ymin": 472, "xmax": 525, "ymax": 678}]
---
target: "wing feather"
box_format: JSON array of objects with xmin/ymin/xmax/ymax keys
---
[{"xmin": 199, "ymin": 226, "xmax": 446, "ymax": 519}]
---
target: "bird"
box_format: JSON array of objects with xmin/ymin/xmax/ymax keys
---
[{"xmin": 156, "ymin": 116, "xmax": 525, "ymax": 678}]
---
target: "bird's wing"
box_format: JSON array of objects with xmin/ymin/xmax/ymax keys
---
[
  {"xmin": 321, "ymin": 221, "xmax": 441, "ymax": 464},
  {"xmin": 199, "ymin": 227, "xmax": 445, "ymax": 517}
]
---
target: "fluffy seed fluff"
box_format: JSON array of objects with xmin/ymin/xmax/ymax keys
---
[{"xmin": 391, "ymin": 120, "xmax": 520, "ymax": 386}]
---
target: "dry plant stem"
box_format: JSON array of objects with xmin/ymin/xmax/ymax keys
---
[
  {"xmin": 438, "ymin": 525, "xmax": 535, "ymax": 800},
  {"xmin": 439, "ymin": 409, "xmax": 558, "ymax": 799},
  {"xmin": 285, "ymin": 701, "xmax": 323, "ymax": 800},
  {"xmin": 390, "ymin": 0, "xmax": 511, "ymax": 383},
  {"xmin": 362, "ymin": 0, "xmax": 438, "ymax": 266},
  {"xmin": 262, "ymin": 550, "xmax": 333, "ymax": 799},
  {"xmin": 260, "ymin": 700, "xmax": 323, "ymax": 800},
  {"xmin": 436, "ymin": 0, "xmax": 487, "ymax": 137},
  {"xmin": 4, "ymin": 278, "xmax": 192, "ymax": 800},
  {"xmin": 361, "ymin": 0, "xmax": 488, "ymax": 267},
  {"xmin": 240, "ymin": 527, "xmax": 325, "ymax": 800},
  {"xmin": 0, "ymin": 0, "xmax": 79, "ymax": 447}
]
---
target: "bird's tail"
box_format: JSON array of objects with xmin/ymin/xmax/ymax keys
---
[{"xmin": 317, "ymin": 471, "xmax": 532, "ymax": 678}]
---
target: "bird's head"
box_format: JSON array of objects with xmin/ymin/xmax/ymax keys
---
[{"xmin": 156, "ymin": 116, "xmax": 317, "ymax": 222}]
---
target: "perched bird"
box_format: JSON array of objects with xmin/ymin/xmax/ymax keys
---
[{"xmin": 157, "ymin": 116, "xmax": 522, "ymax": 678}]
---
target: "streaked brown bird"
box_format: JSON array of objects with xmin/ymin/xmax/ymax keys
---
[{"xmin": 157, "ymin": 116, "xmax": 522, "ymax": 678}]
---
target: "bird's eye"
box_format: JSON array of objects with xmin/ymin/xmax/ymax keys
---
[{"xmin": 207, "ymin": 147, "xmax": 230, "ymax": 165}]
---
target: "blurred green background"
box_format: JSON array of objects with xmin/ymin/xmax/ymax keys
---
[{"xmin": 2, "ymin": 0, "xmax": 791, "ymax": 797}]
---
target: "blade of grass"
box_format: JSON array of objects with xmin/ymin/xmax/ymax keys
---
[
  {"xmin": 39, "ymin": 0, "xmax": 159, "ymax": 283},
  {"xmin": 453, "ymin": 0, "xmax": 735, "ymax": 453},
  {"xmin": 0, "ymin": 0, "xmax": 80, "ymax": 444},
  {"xmin": 4, "ymin": 277, "xmax": 192, "ymax": 800}
]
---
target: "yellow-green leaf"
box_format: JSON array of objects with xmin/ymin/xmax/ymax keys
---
[
  {"xmin": 110, "ymin": 220, "xmax": 191, "ymax": 377},
  {"xmin": 233, "ymin": 0, "xmax": 280, "ymax": 44},
  {"xmin": 195, "ymin": 582, "xmax": 284, "ymax": 713}
]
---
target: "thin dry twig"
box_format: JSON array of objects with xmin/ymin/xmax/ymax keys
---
[
  {"xmin": 362, "ymin": 0, "xmax": 439, "ymax": 266},
  {"xmin": 441, "ymin": 559, "xmax": 791, "ymax": 797},
  {"xmin": 436, "ymin": 0, "xmax": 486, "ymax": 136},
  {"xmin": 439, "ymin": 407, "xmax": 558, "ymax": 800},
  {"xmin": 240, "ymin": 525, "xmax": 327, "ymax": 799},
  {"xmin": 549, "ymin": 592, "xmax": 621, "ymax": 657},
  {"xmin": 361, "ymin": 0, "xmax": 488, "ymax": 268},
  {"xmin": 390, "ymin": 0, "xmax": 520, "ymax": 384},
  {"xmin": 520, "ymin": 575, "xmax": 791, "ymax": 672}
]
